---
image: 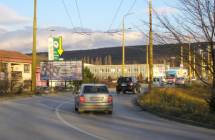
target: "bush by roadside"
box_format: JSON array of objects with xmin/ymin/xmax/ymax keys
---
[{"xmin": 137, "ymin": 87, "xmax": 215, "ymax": 128}]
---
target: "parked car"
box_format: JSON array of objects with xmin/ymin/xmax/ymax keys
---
[
  {"xmin": 166, "ymin": 76, "xmax": 176, "ymax": 84},
  {"xmin": 175, "ymin": 77, "xmax": 186, "ymax": 85},
  {"xmin": 153, "ymin": 77, "xmax": 165, "ymax": 87},
  {"xmin": 36, "ymin": 86, "xmax": 50, "ymax": 94},
  {"xmin": 74, "ymin": 84, "xmax": 113, "ymax": 114},
  {"xmin": 116, "ymin": 76, "xmax": 140, "ymax": 94}
]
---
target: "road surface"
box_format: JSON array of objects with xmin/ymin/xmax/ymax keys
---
[{"xmin": 0, "ymin": 92, "xmax": 215, "ymax": 140}]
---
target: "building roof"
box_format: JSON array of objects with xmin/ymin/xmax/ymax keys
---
[{"xmin": 0, "ymin": 50, "xmax": 32, "ymax": 63}]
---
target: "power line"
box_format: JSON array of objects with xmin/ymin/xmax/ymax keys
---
[
  {"xmin": 74, "ymin": 0, "xmax": 83, "ymax": 29},
  {"xmin": 114, "ymin": 0, "xmax": 138, "ymax": 32},
  {"xmin": 107, "ymin": 0, "xmax": 124, "ymax": 32},
  {"xmin": 127, "ymin": 0, "xmax": 137, "ymax": 14},
  {"xmin": 62, "ymin": 0, "xmax": 75, "ymax": 29}
]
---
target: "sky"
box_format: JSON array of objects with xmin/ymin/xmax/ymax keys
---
[{"xmin": 0, "ymin": 0, "xmax": 179, "ymax": 52}]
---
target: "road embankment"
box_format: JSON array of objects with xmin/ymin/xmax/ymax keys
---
[{"xmin": 136, "ymin": 87, "xmax": 215, "ymax": 129}]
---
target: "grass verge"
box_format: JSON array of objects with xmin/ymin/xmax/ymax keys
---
[{"xmin": 137, "ymin": 86, "xmax": 215, "ymax": 129}]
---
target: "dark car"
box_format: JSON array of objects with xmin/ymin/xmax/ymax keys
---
[
  {"xmin": 116, "ymin": 77, "xmax": 140, "ymax": 94},
  {"xmin": 36, "ymin": 86, "xmax": 50, "ymax": 94}
]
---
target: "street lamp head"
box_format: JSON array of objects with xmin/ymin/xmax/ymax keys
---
[{"xmin": 124, "ymin": 12, "xmax": 135, "ymax": 18}]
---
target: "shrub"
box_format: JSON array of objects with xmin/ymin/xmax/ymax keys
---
[
  {"xmin": 83, "ymin": 67, "xmax": 96, "ymax": 83},
  {"xmin": 138, "ymin": 87, "xmax": 215, "ymax": 126},
  {"xmin": 0, "ymin": 80, "xmax": 9, "ymax": 95}
]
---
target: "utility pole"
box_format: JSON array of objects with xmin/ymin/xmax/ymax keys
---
[
  {"xmin": 146, "ymin": 34, "xmax": 149, "ymax": 82},
  {"xmin": 122, "ymin": 16, "xmax": 125, "ymax": 76},
  {"xmin": 32, "ymin": 0, "xmax": 37, "ymax": 93},
  {"xmin": 193, "ymin": 46, "xmax": 196, "ymax": 79},
  {"xmin": 200, "ymin": 50, "xmax": 205, "ymax": 79},
  {"xmin": 188, "ymin": 42, "xmax": 192, "ymax": 81},
  {"xmin": 180, "ymin": 46, "xmax": 183, "ymax": 67},
  {"xmin": 208, "ymin": 46, "xmax": 212, "ymax": 79},
  {"xmin": 148, "ymin": 0, "xmax": 153, "ymax": 92}
]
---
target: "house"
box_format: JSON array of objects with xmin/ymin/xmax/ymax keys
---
[{"xmin": 0, "ymin": 50, "xmax": 32, "ymax": 90}]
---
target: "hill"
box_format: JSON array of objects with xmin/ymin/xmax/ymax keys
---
[{"xmin": 35, "ymin": 42, "xmax": 208, "ymax": 65}]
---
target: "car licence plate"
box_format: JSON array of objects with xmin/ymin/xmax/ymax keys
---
[
  {"xmin": 90, "ymin": 97, "xmax": 103, "ymax": 101},
  {"xmin": 121, "ymin": 83, "xmax": 127, "ymax": 86}
]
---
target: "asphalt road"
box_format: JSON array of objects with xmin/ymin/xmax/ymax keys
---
[{"xmin": 0, "ymin": 92, "xmax": 215, "ymax": 140}]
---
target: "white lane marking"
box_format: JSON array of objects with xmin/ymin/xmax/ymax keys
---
[{"xmin": 55, "ymin": 101, "xmax": 106, "ymax": 140}]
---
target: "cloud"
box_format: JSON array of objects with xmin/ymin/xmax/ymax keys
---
[
  {"xmin": 0, "ymin": 26, "xmax": 182, "ymax": 53},
  {"xmin": 0, "ymin": 26, "xmax": 8, "ymax": 34},
  {"xmin": 153, "ymin": 7, "xmax": 178, "ymax": 15},
  {"xmin": 0, "ymin": 27, "xmax": 146, "ymax": 53},
  {"xmin": 0, "ymin": 4, "xmax": 30, "ymax": 25},
  {"xmin": 143, "ymin": 6, "xmax": 178, "ymax": 15}
]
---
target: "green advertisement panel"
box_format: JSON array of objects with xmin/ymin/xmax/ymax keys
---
[{"xmin": 48, "ymin": 36, "xmax": 63, "ymax": 61}]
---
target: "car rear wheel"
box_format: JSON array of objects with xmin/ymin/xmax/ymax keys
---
[
  {"xmin": 116, "ymin": 88, "xmax": 121, "ymax": 94},
  {"xmin": 106, "ymin": 110, "xmax": 112, "ymax": 115},
  {"xmin": 74, "ymin": 105, "xmax": 78, "ymax": 112}
]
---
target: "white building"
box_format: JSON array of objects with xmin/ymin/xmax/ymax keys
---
[{"xmin": 84, "ymin": 63, "xmax": 169, "ymax": 80}]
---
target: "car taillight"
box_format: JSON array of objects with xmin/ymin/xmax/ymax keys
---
[
  {"xmin": 79, "ymin": 96, "xmax": 85, "ymax": 103},
  {"xmin": 108, "ymin": 95, "xmax": 113, "ymax": 103}
]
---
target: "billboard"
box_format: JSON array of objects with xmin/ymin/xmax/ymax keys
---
[
  {"xmin": 48, "ymin": 36, "xmax": 63, "ymax": 61},
  {"xmin": 40, "ymin": 61, "xmax": 83, "ymax": 80}
]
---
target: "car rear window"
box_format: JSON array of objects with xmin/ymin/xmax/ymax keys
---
[
  {"xmin": 83, "ymin": 86, "xmax": 109, "ymax": 94},
  {"xmin": 118, "ymin": 77, "xmax": 132, "ymax": 83}
]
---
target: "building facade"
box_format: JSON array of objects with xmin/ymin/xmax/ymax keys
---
[
  {"xmin": 84, "ymin": 63, "xmax": 169, "ymax": 80},
  {"xmin": 0, "ymin": 50, "xmax": 32, "ymax": 90}
]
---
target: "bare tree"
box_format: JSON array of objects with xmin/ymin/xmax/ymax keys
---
[{"xmin": 153, "ymin": 0, "xmax": 215, "ymax": 111}]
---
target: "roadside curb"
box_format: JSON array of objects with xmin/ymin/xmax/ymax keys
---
[
  {"xmin": 0, "ymin": 93, "xmax": 59, "ymax": 102},
  {"xmin": 135, "ymin": 96, "xmax": 215, "ymax": 130}
]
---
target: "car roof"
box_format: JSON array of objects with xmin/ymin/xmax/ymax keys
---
[{"xmin": 81, "ymin": 84, "xmax": 107, "ymax": 86}]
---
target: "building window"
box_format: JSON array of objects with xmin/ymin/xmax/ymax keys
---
[
  {"xmin": 24, "ymin": 64, "xmax": 30, "ymax": 73},
  {"xmin": 0, "ymin": 63, "xmax": 8, "ymax": 72}
]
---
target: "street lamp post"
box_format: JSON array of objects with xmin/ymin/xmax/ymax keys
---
[
  {"xmin": 121, "ymin": 13, "xmax": 133, "ymax": 76},
  {"xmin": 32, "ymin": 0, "xmax": 37, "ymax": 93},
  {"xmin": 48, "ymin": 29, "xmax": 56, "ymax": 92},
  {"xmin": 122, "ymin": 16, "xmax": 125, "ymax": 76}
]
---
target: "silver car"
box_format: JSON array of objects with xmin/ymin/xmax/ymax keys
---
[
  {"xmin": 74, "ymin": 84, "xmax": 113, "ymax": 114},
  {"xmin": 175, "ymin": 77, "xmax": 186, "ymax": 85}
]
